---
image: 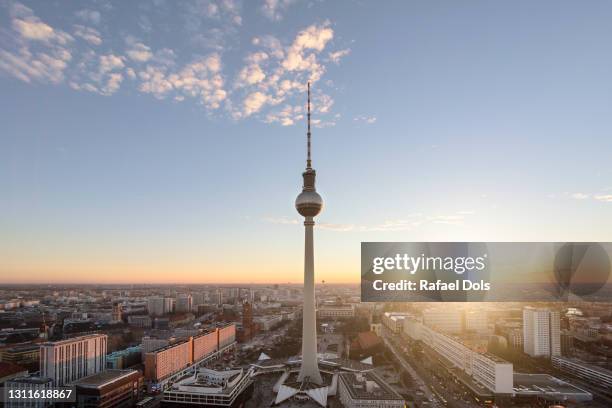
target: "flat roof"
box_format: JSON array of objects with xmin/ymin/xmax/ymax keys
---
[
  {"xmin": 73, "ymin": 369, "xmax": 139, "ymax": 389},
  {"xmin": 41, "ymin": 333, "xmax": 105, "ymax": 346},
  {"xmin": 338, "ymin": 372, "xmax": 403, "ymax": 401},
  {"xmin": 514, "ymin": 373, "xmax": 592, "ymax": 398}
]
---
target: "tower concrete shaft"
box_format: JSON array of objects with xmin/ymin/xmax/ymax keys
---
[
  {"xmin": 297, "ymin": 216, "xmax": 322, "ymax": 384},
  {"xmin": 295, "ymin": 82, "xmax": 323, "ymax": 385}
]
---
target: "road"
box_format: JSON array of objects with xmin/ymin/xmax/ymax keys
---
[{"xmin": 382, "ymin": 331, "xmax": 445, "ymax": 407}]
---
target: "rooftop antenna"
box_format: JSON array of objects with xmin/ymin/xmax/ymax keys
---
[{"xmin": 307, "ymin": 82, "xmax": 312, "ymax": 170}]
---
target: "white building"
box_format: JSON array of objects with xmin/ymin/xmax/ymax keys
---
[
  {"xmin": 423, "ymin": 308, "xmax": 463, "ymax": 333},
  {"xmin": 405, "ymin": 318, "xmax": 513, "ymax": 394},
  {"xmin": 40, "ymin": 334, "xmax": 107, "ymax": 386},
  {"xmin": 163, "ymin": 367, "xmax": 252, "ymax": 407},
  {"xmin": 382, "ymin": 312, "xmax": 411, "ymax": 334},
  {"xmin": 523, "ymin": 307, "xmax": 560, "ymax": 358}
]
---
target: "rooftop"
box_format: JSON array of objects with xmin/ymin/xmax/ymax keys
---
[
  {"xmin": 72, "ymin": 369, "xmax": 140, "ymax": 389},
  {"xmin": 338, "ymin": 371, "xmax": 403, "ymax": 401},
  {"xmin": 0, "ymin": 362, "xmax": 28, "ymax": 379},
  {"xmin": 513, "ymin": 373, "xmax": 592, "ymax": 401},
  {"xmin": 42, "ymin": 333, "xmax": 106, "ymax": 346}
]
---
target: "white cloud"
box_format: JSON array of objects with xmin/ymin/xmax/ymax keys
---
[
  {"xmin": 0, "ymin": 3, "xmax": 347, "ymax": 125},
  {"xmin": 354, "ymin": 115, "xmax": 377, "ymax": 124},
  {"xmin": 99, "ymin": 54, "xmax": 124, "ymax": 73},
  {"xmin": 243, "ymin": 92, "xmax": 269, "ymax": 116},
  {"xmin": 75, "ymin": 9, "xmax": 101, "ymax": 25},
  {"xmin": 328, "ymin": 48, "xmax": 350, "ymax": 64},
  {"xmin": 594, "ymin": 195, "xmax": 612, "ymax": 202},
  {"xmin": 126, "ymin": 41, "xmax": 153, "ymax": 62},
  {"xmin": 265, "ymin": 104, "xmax": 303, "ymax": 126},
  {"xmin": 263, "ymin": 212, "xmax": 473, "ymax": 231},
  {"xmin": 0, "ymin": 47, "xmax": 71, "ymax": 84},
  {"xmin": 10, "ymin": 4, "xmax": 73, "ymax": 45},
  {"xmin": 571, "ymin": 193, "xmax": 590, "ymax": 200},
  {"xmin": 138, "ymin": 53, "xmax": 227, "ymax": 109},
  {"xmin": 73, "ymin": 25, "xmax": 102, "ymax": 45},
  {"xmin": 0, "ymin": 4, "xmax": 73, "ymax": 84},
  {"xmin": 101, "ymin": 73, "xmax": 123, "ymax": 95},
  {"xmin": 261, "ymin": 0, "xmax": 296, "ymax": 21}
]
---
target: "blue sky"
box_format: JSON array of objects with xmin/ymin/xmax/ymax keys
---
[{"xmin": 1, "ymin": 0, "xmax": 612, "ymax": 283}]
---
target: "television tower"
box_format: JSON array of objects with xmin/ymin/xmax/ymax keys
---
[{"xmin": 295, "ymin": 82, "xmax": 323, "ymax": 385}]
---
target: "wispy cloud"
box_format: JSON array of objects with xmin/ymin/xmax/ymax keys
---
[
  {"xmin": 354, "ymin": 115, "xmax": 377, "ymax": 124},
  {"xmin": 567, "ymin": 192, "xmax": 612, "ymax": 202},
  {"xmin": 328, "ymin": 49, "xmax": 350, "ymax": 64},
  {"xmin": 594, "ymin": 194, "xmax": 612, "ymax": 202},
  {"xmin": 570, "ymin": 193, "xmax": 590, "ymax": 200},
  {"xmin": 261, "ymin": 0, "xmax": 297, "ymax": 21},
  {"xmin": 73, "ymin": 25, "xmax": 102, "ymax": 46},
  {"xmin": 75, "ymin": 9, "xmax": 101, "ymax": 25},
  {"xmin": 263, "ymin": 212, "xmax": 474, "ymax": 231}
]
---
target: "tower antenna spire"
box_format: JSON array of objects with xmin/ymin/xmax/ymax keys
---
[{"xmin": 307, "ymin": 81, "xmax": 312, "ymax": 169}]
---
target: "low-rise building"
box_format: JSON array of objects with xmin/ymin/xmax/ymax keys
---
[
  {"xmin": 382, "ymin": 312, "xmax": 411, "ymax": 334},
  {"xmin": 73, "ymin": 369, "xmax": 143, "ymax": 408},
  {"xmin": 4, "ymin": 376, "xmax": 53, "ymax": 408},
  {"xmin": 551, "ymin": 356, "xmax": 612, "ymax": 389},
  {"xmin": 317, "ymin": 304, "xmax": 355, "ymax": 319},
  {"xmin": 337, "ymin": 372, "xmax": 404, "ymax": 408},
  {"xmin": 162, "ymin": 367, "xmax": 253, "ymax": 407},
  {"xmin": 127, "ymin": 315, "xmax": 152, "ymax": 328},
  {"xmin": 1, "ymin": 345, "xmax": 40, "ymax": 367}
]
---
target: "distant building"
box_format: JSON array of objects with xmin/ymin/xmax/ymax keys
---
[
  {"xmin": 40, "ymin": 334, "xmax": 107, "ymax": 386},
  {"xmin": 147, "ymin": 297, "xmax": 165, "ymax": 317},
  {"xmin": 1, "ymin": 345, "xmax": 40, "ymax": 369},
  {"xmin": 382, "ymin": 312, "xmax": 411, "ymax": 334},
  {"xmin": 523, "ymin": 307, "xmax": 560, "ymax": 358},
  {"xmin": 465, "ymin": 310, "xmax": 488, "ymax": 334},
  {"xmin": 112, "ymin": 302, "xmax": 123, "ymax": 323},
  {"xmin": 73, "ymin": 369, "xmax": 143, "ymax": 408},
  {"xmin": 560, "ymin": 330, "xmax": 574, "ymax": 356},
  {"xmin": 255, "ymin": 315, "xmax": 282, "ymax": 331},
  {"xmin": 317, "ymin": 304, "xmax": 355, "ymax": 319},
  {"xmin": 106, "ymin": 346, "xmax": 142, "ymax": 369},
  {"xmin": 176, "ymin": 294, "xmax": 192, "ymax": 313},
  {"xmin": 423, "ymin": 308, "xmax": 463, "ymax": 333},
  {"xmin": 128, "ymin": 315, "xmax": 152, "ymax": 328},
  {"xmin": 337, "ymin": 372, "xmax": 404, "ymax": 408}
]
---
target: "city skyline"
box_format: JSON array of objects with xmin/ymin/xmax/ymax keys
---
[{"xmin": 3, "ymin": 1, "xmax": 612, "ymax": 284}]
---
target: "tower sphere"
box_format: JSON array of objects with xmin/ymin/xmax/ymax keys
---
[{"xmin": 295, "ymin": 189, "xmax": 323, "ymax": 217}]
